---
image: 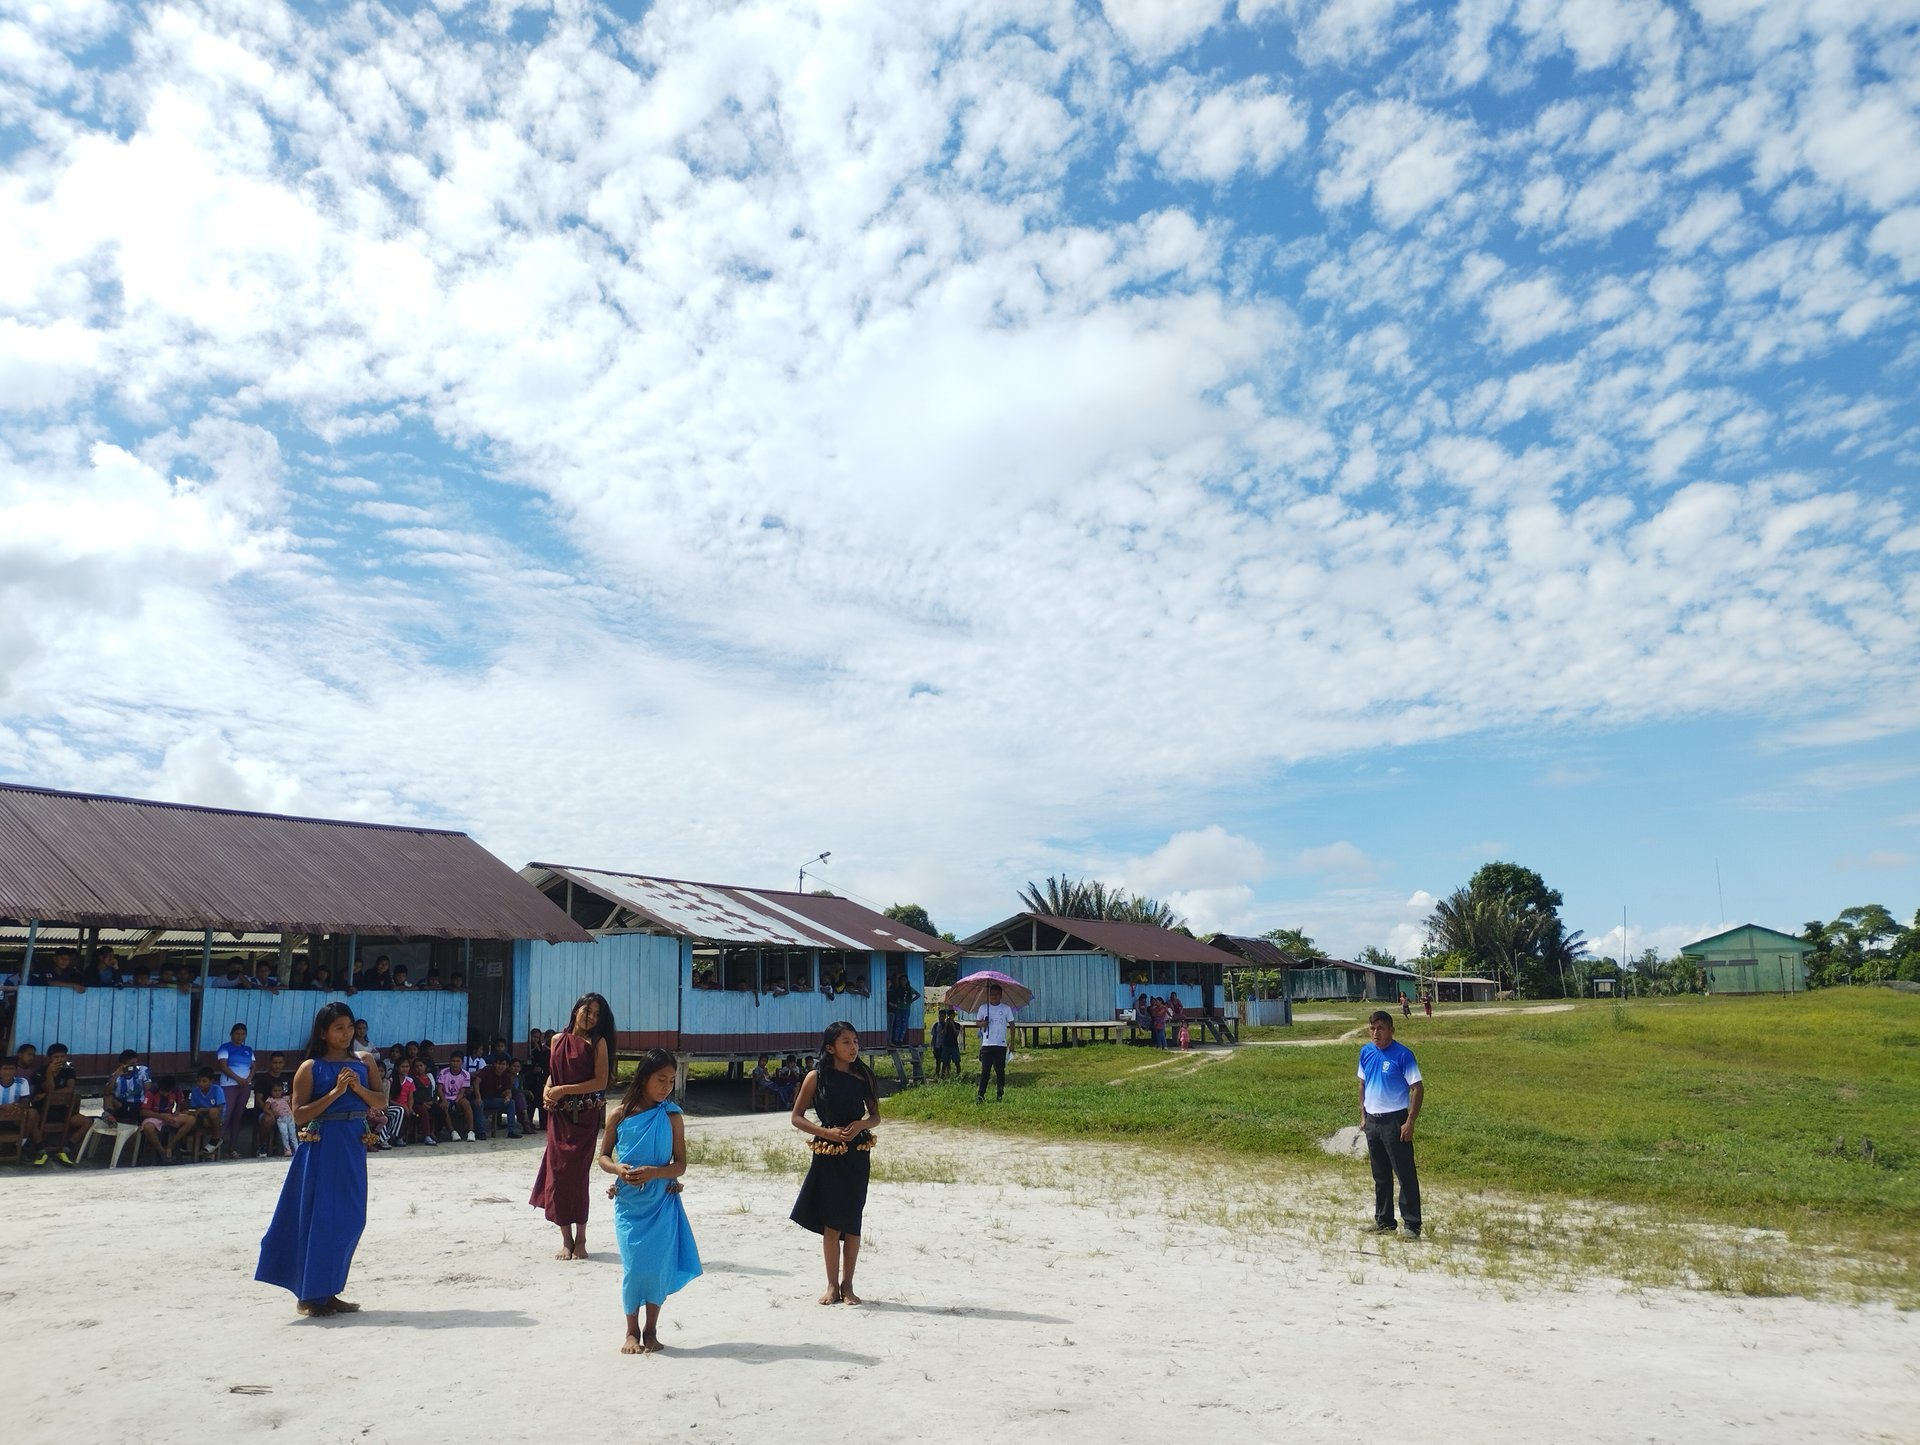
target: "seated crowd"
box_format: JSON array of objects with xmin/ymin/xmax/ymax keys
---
[
  {"xmin": 0, "ymin": 1026, "xmax": 559, "ymax": 1167},
  {"xmin": 4, "ymin": 946, "xmax": 470, "ymax": 994}
]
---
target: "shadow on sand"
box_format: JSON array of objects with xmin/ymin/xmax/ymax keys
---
[
  {"xmin": 331, "ymin": 1309, "xmax": 538, "ymax": 1329},
  {"xmin": 667, "ymin": 1340, "xmax": 879, "ymax": 1366},
  {"xmin": 858, "ymin": 1300, "xmax": 1069, "ymax": 1325},
  {"xmin": 699, "ymin": 1259, "xmax": 786, "ymax": 1278}
]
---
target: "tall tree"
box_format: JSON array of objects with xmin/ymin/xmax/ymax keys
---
[
  {"xmin": 1424, "ymin": 862, "xmax": 1578, "ymax": 997},
  {"xmin": 1356, "ymin": 945, "xmax": 1398, "ymax": 970},
  {"xmin": 1262, "ymin": 926, "xmax": 1324, "ymax": 961},
  {"xmin": 884, "ymin": 903, "xmax": 937, "ymax": 937}
]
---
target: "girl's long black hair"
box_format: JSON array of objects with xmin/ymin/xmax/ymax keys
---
[
  {"xmin": 569, "ymin": 992, "xmax": 619, "ymax": 1060},
  {"xmin": 814, "ymin": 1020, "xmax": 878, "ymax": 1121},
  {"xmin": 304, "ymin": 1002, "xmax": 357, "ymax": 1060},
  {"xmin": 616, "ymin": 1049, "xmax": 679, "ymax": 1114}
]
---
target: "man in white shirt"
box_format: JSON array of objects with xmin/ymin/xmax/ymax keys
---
[{"xmin": 975, "ymin": 985, "xmax": 1017, "ymax": 1103}]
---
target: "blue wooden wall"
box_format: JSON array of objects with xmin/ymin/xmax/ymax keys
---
[
  {"xmin": 969, "ymin": 953, "xmax": 1120, "ymax": 1023},
  {"xmin": 196, "ymin": 989, "xmax": 469, "ymax": 1055},
  {"xmin": 8, "ymin": 985, "xmax": 193, "ymax": 1072},
  {"xmin": 513, "ymin": 934, "xmax": 683, "ymax": 1047},
  {"xmin": 681, "ymin": 949, "xmax": 893, "ymax": 1053}
]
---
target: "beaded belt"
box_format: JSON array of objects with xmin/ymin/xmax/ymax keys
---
[{"xmin": 809, "ymin": 1135, "xmax": 876, "ymax": 1156}]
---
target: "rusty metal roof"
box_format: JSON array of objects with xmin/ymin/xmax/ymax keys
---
[
  {"xmin": 524, "ymin": 864, "xmax": 953, "ymax": 953},
  {"xmin": 0, "ymin": 783, "xmax": 589, "ymax": 942},
  {"xmin": 1204, "ymin": 934, "xmax": 1297, "ymax": 969},
  {"xmin": 960, "ymin": 912, "xmax": 1238, "ymax": 966}
]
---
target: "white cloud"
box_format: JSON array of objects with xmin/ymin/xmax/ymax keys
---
[
  {"xmin": 1101, "ymin": 0, "xmax": 1225, "ymax": 58},
  {"xmin": 1118, "ymin": 826, "xmax": 1267, "ymax": 896},
  {"xmin": 1318, "ymin": 99, "xmax": 1481, "ymax": 227},
  {"xmin": 1657, "ymin": 189, "xmax": 1745, "ymax": 255},
  {"xmin": 1289, "ymin": 840, "xmax": 1381, "ymax": 878},
  {"xmin": 1482, "ymin": 275, "xmax": 1577, "ymax": 351},
  {"xmin": 1133, "ymin": 70, "xmax": 1307, "ymax": 183}
]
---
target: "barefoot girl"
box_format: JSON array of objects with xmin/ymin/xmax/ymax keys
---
[
  {"xmin": 597, "ymin": 1049, "xmax": 702, "ymax": 1353},
  {"xmin": 530, "ymin": 992, "xmax": 615, "ymax": 1260},
  {"xmin": 789, "ymin": 1021, "xmax": 880, "ymax": 1305},
  {"xmin": 256, "ymin": 1002, "xmax": 386, "ymax": 1317}
]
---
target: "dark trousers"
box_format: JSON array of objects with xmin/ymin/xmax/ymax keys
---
[
  {"xmin": 1363, "ymin": 1109, "xmax": 1421, "ymax": 1231},
  {"xmin": 976, "ymin": 1045, "xmax": 1007, "ymax": 1099}
]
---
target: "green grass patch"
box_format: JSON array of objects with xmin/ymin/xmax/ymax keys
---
[{"xmin": 882, "ymin": 992, "xmax": 1920, "ymax": 1300}]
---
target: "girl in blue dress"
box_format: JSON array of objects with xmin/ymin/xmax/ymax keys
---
[
  {"xmin": 597, "ymin": 1049, "xmax": 701, "ymax": 1353},
  {"xmin": 256, "ymin": 1002, "xmax": 386, "ymax": 1317}
]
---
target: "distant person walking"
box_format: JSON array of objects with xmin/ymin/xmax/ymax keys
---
[
  {"xmin": 975, "ymin": 985, "xmax": 1016, "ymax": 1102},
  {"xmin": 1357, "ymin": 1010, "xmax": 1422, "ymax": 1238}
]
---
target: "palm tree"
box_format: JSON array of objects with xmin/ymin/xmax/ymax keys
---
[{"xmin": 1018, "ymin": 874, "xmax": 1183, "ymax": 929}]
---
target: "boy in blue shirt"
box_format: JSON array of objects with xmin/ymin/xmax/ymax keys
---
[
  {"xmin": 1357, "ymin": 1010, "xmax": 1423, "ymax": 1237},
  {"xmin": 187, "ymin": 1068, "xmax": 227, "ymax": 1159}
]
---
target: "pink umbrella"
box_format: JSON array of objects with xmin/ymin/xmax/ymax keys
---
[{"xmin": 946, "ymin": 970, "xmax": 1032, "ymax": 1012}]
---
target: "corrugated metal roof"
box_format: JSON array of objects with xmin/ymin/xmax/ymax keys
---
[
  {"xmin": 0, "ymin": 782, "xmax": 589, "ymax": 942},
  {"xmin": 1205, "ymin": 934, "xmax": 1297, "ymax": 969},
  {"xmin": 525, "ymin": 864, "xmax": 954, "ymax": 953},
  {"xmin": 960, "ymin": 912, "xmax": 1237, "ymax": 966}
]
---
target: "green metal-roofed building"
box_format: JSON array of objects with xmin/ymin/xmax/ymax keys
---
[{"xmin": 1679, "ymin": 924, "xmax": 1813, "ymax": 995}]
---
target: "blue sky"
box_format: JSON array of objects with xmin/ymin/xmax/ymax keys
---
[{"xmin": 1, "ymin": 0, "xmax": 1916, "ymax": 960}]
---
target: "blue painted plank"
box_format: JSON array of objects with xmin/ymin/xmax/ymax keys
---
[{"xmin": 967, "ymin": 953, "xmax": 1118, "ymax": 1023}]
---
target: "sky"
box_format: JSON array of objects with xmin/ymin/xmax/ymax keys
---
[{"xmin": 2, "ymin": 0, "xmax": 1917, "ymax": 962}]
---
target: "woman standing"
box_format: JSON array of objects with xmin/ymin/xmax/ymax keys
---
[
  {"xmin": 256, "ymin": 1002, "xmax": 386, "ymax": 1317},
  {"xmin": 530, "ymin": 993, "xmax": 614, "ymax": 1260},
  {"xmin": 789, "ymin": 1021, "xmax": 880, "ymax": 1305},
  {"xmin": 598, "ymin": 1049, "xmax": 701, "ymax": 1353}
]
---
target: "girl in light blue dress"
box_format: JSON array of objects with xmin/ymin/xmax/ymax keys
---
[{"xmin": 597, "ymin": 1049, "xmax": 701, "ymax": 1353}]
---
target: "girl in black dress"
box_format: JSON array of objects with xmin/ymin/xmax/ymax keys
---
[{"xmin": 789, "ymin": 1021, "xmax": 880, "ymax": 1304}]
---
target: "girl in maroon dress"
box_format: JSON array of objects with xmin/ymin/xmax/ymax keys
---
[{"xmin": 529, "ymin": 993, "xmax": 615, "ymax": 1260}]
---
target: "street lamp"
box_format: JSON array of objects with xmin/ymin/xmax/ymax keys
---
[{"xmin": 798, "ymin": 851, "xmax": 830, "ymax": 891}]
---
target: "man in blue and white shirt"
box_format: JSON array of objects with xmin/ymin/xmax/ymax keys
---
[{"xmin": 1357, "ymin": 1011, "xmax": 1423, "ymax": 1237}]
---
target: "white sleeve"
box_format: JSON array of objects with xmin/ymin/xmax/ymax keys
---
[{"xmin": 1402, "ymin": 1055, "xmax": 1422, "ymax": 1084}]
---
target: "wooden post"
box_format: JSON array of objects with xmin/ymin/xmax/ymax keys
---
[
  {"xmin": 347, "ymin": 933, "xmax": 358, "ymax": 984},
  {"xmin": 23, "ymin": 919, "xmax": 38, "ymax": 975}
]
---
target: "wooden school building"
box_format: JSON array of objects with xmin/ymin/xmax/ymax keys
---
[
  {"xmin": 515, "ymin": 864, "xmax": 952, "ymax": 1061},
  {"xmin": 0, "ymin": 782, "xmax": 587, "ymax": 1074},
  {"xmin": 956, "ymin": 912, "xmax": 1240, "ymax": 1039}
]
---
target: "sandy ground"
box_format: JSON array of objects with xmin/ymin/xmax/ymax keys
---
[{"xmin": 6, "ymin": 1112, "xmax": 1915, "ymax": 1445}]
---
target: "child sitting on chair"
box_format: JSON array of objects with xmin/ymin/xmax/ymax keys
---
[
  {"xmin": 140, "ymin": 1074, "xmax": 196, "ymax": 1162},
  {"xmin": 186, "ymin": 1068, "xmax": 227, "ymax": 1159},
  {"xmin": 0, "ymin": 1057, "xmax": 42, "ymax": 1160}
]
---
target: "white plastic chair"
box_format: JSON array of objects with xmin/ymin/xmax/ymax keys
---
[{"xmin": 75, "ymin": 1116, "xmax": 143, "ymax": 1168}]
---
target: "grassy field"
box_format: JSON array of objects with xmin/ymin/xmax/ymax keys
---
[{"xmin": 873, "ymin": 990, "xmax": 1920, "ymax": 1301}]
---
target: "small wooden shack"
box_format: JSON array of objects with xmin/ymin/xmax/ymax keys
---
[
  {"xmin": 1680, "ymin": 924, "xmax": 1813, "ymax": 994},
  {"xmin": 957, "ymin": 913, "xmax": 1237, "ymax": 1032},
  {"xmin": 515, "ymin": 865, "xmax": 951, "ymax": 1061},
  {"xmin": 0, "ymin": 782, "xmax": 587, "ymax": 1074},
  {"xmin": 1433, "ymin": 975, "xmax": 1496, "ymax": 1003},
  {"xmin": 1202, "ymin": 933, "xmax": 1294, "ymax": 1027},
  {"xmin": 1287, "ymin": 958, "xmax": 1421, "ymax": 1003}
]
